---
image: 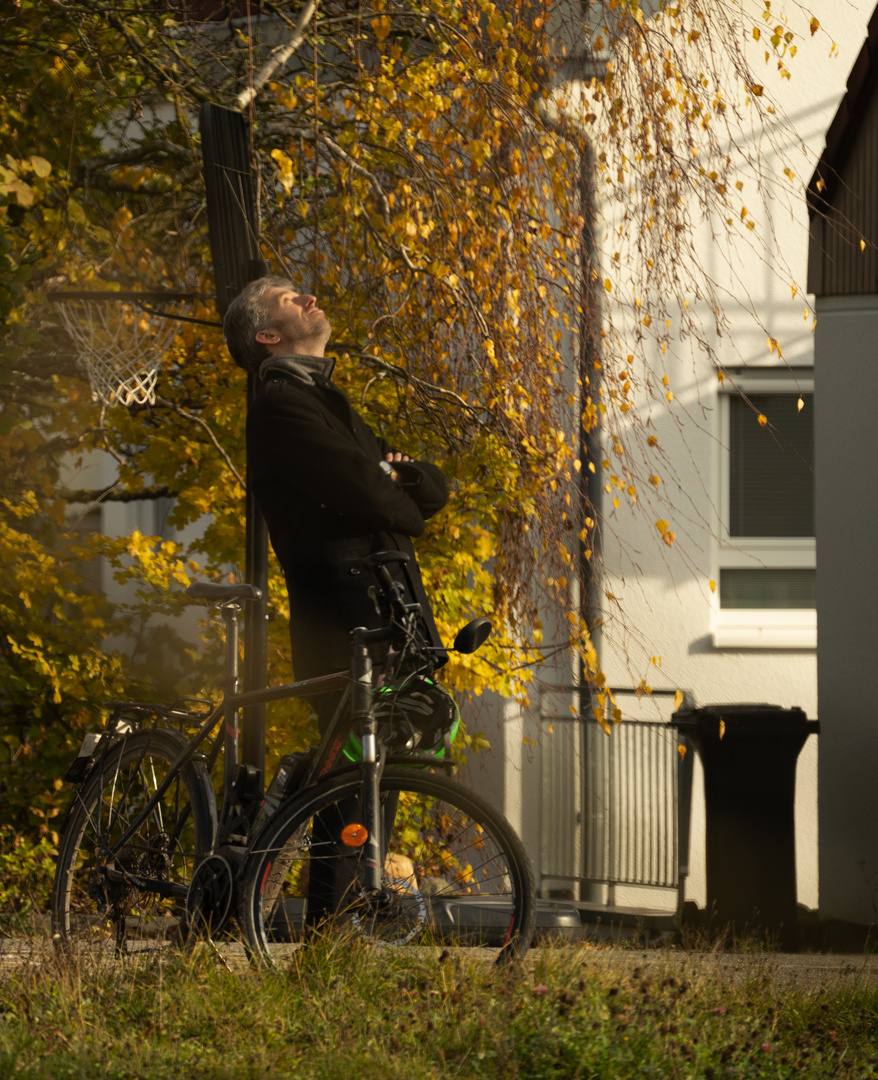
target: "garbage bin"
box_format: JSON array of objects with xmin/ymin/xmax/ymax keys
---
[{"xmin": 671, "ymin": 704, "xmax": 819, "ymax": 950}]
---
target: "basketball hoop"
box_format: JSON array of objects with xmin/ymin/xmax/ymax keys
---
[{"xmin": 51, "ymin": 290, "xmax": 201, "ymax": 406}]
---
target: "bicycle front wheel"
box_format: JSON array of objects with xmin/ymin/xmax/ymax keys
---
[
  {"xmin": 52, "ymin": 727, "xmax": 217, "ymax": 956},
  {"xmin": 242, "ymin": 766, "xmax": 535, "ymax": 963}
]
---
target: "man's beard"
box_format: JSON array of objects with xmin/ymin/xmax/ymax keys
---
[{"xmin": 284, "ymin": 313, "xmax": 330, "ymax": 354}]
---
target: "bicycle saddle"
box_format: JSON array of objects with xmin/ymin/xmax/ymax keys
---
[{"xmin": 186, "ymin": 581, "xmax": 263, "ymax": 602}]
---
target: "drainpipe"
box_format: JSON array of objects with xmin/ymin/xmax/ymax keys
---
[{"xmin": 578, "ymin": 136, "xmax": 604, "ymax": 905}]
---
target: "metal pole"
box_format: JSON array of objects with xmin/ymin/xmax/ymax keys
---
[
  {"xmin": 242, "ymin": 370, "xmax": 269, "ymax": 786},
  {"xmin": 199, "ymin": 102, "xmax": 269, "ymax": 787}
]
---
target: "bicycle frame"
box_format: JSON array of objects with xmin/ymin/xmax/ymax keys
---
[{"xmin": 91, "ymin": 609, "xmax": 404, "ymax": 900}]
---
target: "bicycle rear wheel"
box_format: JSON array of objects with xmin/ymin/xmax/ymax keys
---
[
  {"xmin": 52, "ymin": 728, "xmax": 216, "ymax": 957},
  {"xmin": 242, "ymin": 766, "xmax": 535, "ymax": 963}
]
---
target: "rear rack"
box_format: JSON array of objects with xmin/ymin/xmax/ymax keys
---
[{"xmin": 103, "ymin": 698, "xmax": 216, "ymax": 734}]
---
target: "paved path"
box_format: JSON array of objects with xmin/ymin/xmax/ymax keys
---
[
  {"xmin": 3, "ymin": 937, "xmax": 878, "ymax": 993},
  {"xmin": 577, "ymin": 948, "xmax": 878, "ymax": 994}
]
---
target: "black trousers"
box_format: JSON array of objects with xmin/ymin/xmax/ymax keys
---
[{"xmin": 306, "ymin": 791, "xmax": 401, "ymax": 926}]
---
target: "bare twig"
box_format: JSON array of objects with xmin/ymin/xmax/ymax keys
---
[
  {"xmin": 59, "ymin": 482, "xmax": 176, "ymax": 505},
  {"xmin": 320, "ymin": 136, "xmax": 392, "ymax": 223},
  {"xmin": 344, "ymin": 351, "xmax": 482, "ymax": 417},
  {"xmin": 153, "ymin": 397, "xmax": 245, "ymax": 488}
]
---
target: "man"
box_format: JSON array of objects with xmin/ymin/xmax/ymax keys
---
[{"xmin": 222, "ymin": 275, "xmax": 448, "ymax": 729}]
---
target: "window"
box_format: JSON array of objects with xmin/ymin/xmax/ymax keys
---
[{"xmin": 714, "ymin": 379, "xmax": 815, "ymax": 648}]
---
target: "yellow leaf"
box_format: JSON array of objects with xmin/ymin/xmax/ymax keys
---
[
  {"xmin": 719, "ymin": 718, "xmax": 726, "ymax": 739},
  {"xmin": 604, "ymin": 278, "xmax": 612, "ymax": 292},
  {"xmin": 861, "ymin": 238, "xmax": 867, "ymax": 252},
  {"xmin": 797, "ymin": 396, "xmax": 804, "ymax": 412},
  {"xmin": 750, "ymin": 85, "xmax": 764, "ymax": 97},
  {"xmin": 757, "ymin": 414, "xmax": 768, "ymax": 427},
  {"xmin": 673, "ymin": 689, "xmax": 684, "ymax": 710},
  {"xmin": 709, "ymin": 579, "xmax": 716, "ymax": 593},
  {"xmin": 371, "ymin": 15, "xmax": 391, "ymax": 40},
  {"xmin": 809, "ymin": 16, "xmax": 819, "ymax": 35},
  {"xmin": 113, "ymin": 206, "xmax": 133, "ymax": 231},
  {"xmin": 677, "ymin": 743, "xmax": 687, "ymax": 761},
  {"xmin": 655, "ymin": 519, "xmax": 669, "ymax": 534},
  {"xmin": 662, "ymin": 530, "xmax": 676, "ymax": 547}
]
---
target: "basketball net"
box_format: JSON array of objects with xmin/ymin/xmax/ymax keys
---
[{"xmin": 56, "ymin": 294, "xmax": 193, "ymax": 406}]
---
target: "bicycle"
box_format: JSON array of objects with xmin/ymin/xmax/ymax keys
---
[{"xmin": 51, "ymin": 551, "xmax": 536, "ymax": 963}]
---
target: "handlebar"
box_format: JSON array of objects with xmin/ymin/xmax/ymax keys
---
[{"xmin": 362, "ymin": 551, "xmax": 414, "ymax": 626}]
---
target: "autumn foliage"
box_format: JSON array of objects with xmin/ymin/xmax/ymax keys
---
[{"xmin": 1, "ymin": 0, "xmax": 820, "ymax": 857}]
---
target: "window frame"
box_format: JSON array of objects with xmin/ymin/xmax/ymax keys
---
[{"xmin": 713, "ymin": 375, "xmax": 816, "ymax": 649}]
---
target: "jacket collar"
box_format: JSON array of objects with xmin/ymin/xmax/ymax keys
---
[{"xmin": 258, "ymin": 354, "xmax": 336, "ymax": 385}]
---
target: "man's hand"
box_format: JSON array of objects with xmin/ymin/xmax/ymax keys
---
[{"xmin": 385, "ymin": 451, "xmax": 411, "ymax": 484}]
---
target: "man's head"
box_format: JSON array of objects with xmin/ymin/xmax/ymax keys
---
[{"xmin": 223, "ymin": 276, "xmax": 332, "ymax": 372}]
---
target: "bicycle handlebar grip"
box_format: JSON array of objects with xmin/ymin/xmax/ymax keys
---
[{"xmin": 362, "ymin": 550, "xmax": 411, "ymax": 568}]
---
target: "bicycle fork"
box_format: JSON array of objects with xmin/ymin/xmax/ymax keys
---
[{"xmin": 350, "ymin": 627, "xmax": 384, "ymax": 894}]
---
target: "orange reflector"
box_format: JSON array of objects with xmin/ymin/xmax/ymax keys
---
[{"xmin": 341, "ymin": 823, "xmax": 369, "ymax": 848}]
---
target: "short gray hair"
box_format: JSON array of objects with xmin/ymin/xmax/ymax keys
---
[{"xmin": 223, "ymin": 276, "xmax": 293, "ymax": 372}]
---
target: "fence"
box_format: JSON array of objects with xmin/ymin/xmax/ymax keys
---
[{"xmin": 540, "ymin": 688, "xmax": 693, "ymax": 911}]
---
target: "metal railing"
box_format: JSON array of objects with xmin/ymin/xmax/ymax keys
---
[{"xmin": 540, "ymin": 688, "xmax": 693, "ymax": 909}]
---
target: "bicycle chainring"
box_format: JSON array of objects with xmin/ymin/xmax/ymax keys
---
[{"xmin": 186, "ymin": 846, "xmax": 245, "ymax": 939}]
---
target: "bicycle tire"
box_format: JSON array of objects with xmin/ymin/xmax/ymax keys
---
[
  {"xmin": 242, "ymin": 766, "xmax": 535, "ymax": 963},
  {"xmin": 52, "ymin": 727, "xmax": 217, "ymax": 956}
]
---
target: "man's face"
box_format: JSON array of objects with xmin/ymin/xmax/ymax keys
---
[{"xmin": 259, "ymin": 287, "xmax": 331, "ymax": 353}]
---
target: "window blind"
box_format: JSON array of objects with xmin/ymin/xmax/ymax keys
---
[{"xmin": 728, "ymin": 393, "xmax": 814, "ymax": 537}]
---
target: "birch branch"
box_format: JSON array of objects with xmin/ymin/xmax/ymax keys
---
[{"xmin": 236, "ymin": 0, "xmax": 318, "ymax": 110}]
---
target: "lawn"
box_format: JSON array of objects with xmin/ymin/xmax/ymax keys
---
[{"xmin": 1, "ymin": 938, "xmax": 877, "ymax": 1079}]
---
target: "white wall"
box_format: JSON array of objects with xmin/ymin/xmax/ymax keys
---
[
  {"xmin": 587, "ymin": 1, "xmax": 876, "ymax": 913},
  {"xmin": 468, "ymin": 1, "xmax": 872, "ymax": 913}
]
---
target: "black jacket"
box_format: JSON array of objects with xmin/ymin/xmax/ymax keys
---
[{"xmin": 246, "ymin": 366, "xmax": 448, "ymax": 678}]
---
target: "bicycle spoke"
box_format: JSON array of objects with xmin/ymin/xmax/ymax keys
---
[
  {"xmin": 52, "ymin": 729, "xmax": 216, "ymax": 958},
  {"xmin": 243, "ymin": 767, "xmax": 535, "ymax": 961}
]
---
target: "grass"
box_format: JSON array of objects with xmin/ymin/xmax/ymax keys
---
[{"xmin": 1, "ymin": 936, "xmax": 878, "ymax": 1079}]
